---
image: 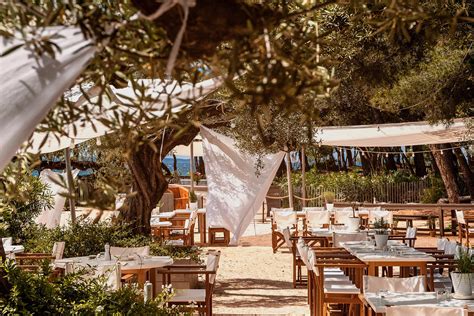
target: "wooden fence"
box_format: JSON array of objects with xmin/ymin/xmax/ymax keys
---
[{"xmin": 284, "ymin": 179, "xmax": 431, "ymax": 209}]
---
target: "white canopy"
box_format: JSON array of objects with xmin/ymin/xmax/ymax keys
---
[
  {"xmin": 316, "ymin": 118, "xmax": 469, "ymax": 147},
  {"xmin": 201, "ymin": 126, "xmax": 285, "ymax": 244},
  {"xmin": 26, "ymin": 77, "xmax": 222, "ymax": 154},
  {"xmin": 0, "ymin": 26, "xmax": 96, "ymax": 171},
  {"xmin": 171, "ymin": 135, "xmax": 204, "ymax": 157}
]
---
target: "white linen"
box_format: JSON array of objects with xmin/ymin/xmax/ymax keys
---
[
  {"xmin": 35, "ymin": 168, "xmax": 80, "ymax": 228},
  {"xmin": 363, "ymin": 275, "xmax": 426, "ymax": 293},
  {"xmin": 110, "ymin": 246, "xmax": 150, "ymax": 258},
  {"xmin": 201, "ymin": 126, "xmax": 285, "ymax": 245},
  {"xmin": 386, "ymin": 306, "xmax": 467, "ymax": 316},
  {"xmin": 333, "ymin": 232, "xmax": 367, "ymax": 247},
  {"xmin": 0, "ymin": 26, "xmax": 95, "ymax": 171},
  {"xmin": 315, "ymin": 118, "xmax": 468, "ymax": 147}
]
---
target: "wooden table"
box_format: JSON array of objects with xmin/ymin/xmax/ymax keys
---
[
  {"xmin": 55, "ymin": 255, "xmax": 173, "ymax": 296},
  {"xmin": 363, "ymin": 291, "xmax": 474, "ymax": 315},
  {"xmin": 341, "ymin": 241, "xmax": 436, "ymax": 288}
]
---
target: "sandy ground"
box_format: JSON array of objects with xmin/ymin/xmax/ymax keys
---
[{"xmin": 203, "ymin": 220, "xmax": 439, "ymax": 315}]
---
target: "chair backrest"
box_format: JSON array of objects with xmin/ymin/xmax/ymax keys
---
[
  {"xmin": 271, "ymin": 207, "xmax": 294, "ymax": 215},
  {"xmin": 282, "ymin": 228, "xmax": 293, "ymax": 249},
  {"xmin": 305, "ymin": 210, "xmax": 330, "ymax": 228},
  {"xmin": 306, "ymin": 249, "xmax": 315, "ymax": 272},
  {"xmin": 206, "ymin": 250, "xmax": 221, "ymax": 284},
  {"xmin": 368, "ymin": 209, "xmax": 393, "ymax": 225},
  {"xmin": 333, "ymin": 207, "xmax": 353, "ymax": 212},
  {"xmin": 437, "ymin": 237, "xmax": 449, "ymax": 251},
  {"xmin": 302, "ymin": 207, "xmax": 325, "ymax": 212},
  {"xmin": 444, "ymin": 241, "xmax": 458, "ymax": 256},
  {"xmin": 363, "ymin": 275, "xmax": 426, "ymax": 293},
  {"xmin": 110, "ymin": 246, "xmax": 150, "ymax": 258},
  {"xmin": 333, "ymin": 232, "xmax": 367, "ymax": 247},
  {"xmin": 1, "ymin": 237, "xmax": 12, "ymax": 247},
  {"xmin": 296, "ymin": 238, "xmax": 310, "ymax": 266},
  {"xmin": 386, "ymin": 306, "xmax": 467, "ymax": 316},
  {"xmin": 405, "ymin": 227, "xmax": 417, "ymax": 239},
  {"xmin": 52, "ymin": 241, "xmax": 65, "ymax": 260},
  {"xmin": 334, "ymin": 210, "xmax": 354, "ymax": 226},
  {"xmin": 456, "ymin": 210, "xmax": 466, "ymax": 225},
  {"xmin": 273, "ymin": 210, "xmax": 297, "ymax": 231}
]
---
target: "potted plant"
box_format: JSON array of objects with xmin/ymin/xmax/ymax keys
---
[
  {"xmin": 373, "ymin": 217, "xmax": 389, "ymax": 250},
  {"xmin": 346, "ymin": 204, "xmax": 360, "ymax": 232},
  {"xmin": 451, "ymin": 247, "xmax": 474, "ymax": 298},
  {"xmin": 323, "ymin": 191, "xmax": 335, "ymax": 212},
  {"xmin": 189, "ymin": 190, "xmax": 198, "ymax": 210}
]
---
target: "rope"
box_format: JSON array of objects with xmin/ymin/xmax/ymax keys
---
[
  {"xmin": 294, "ymin": 195, "xmax": 323, "ymax": 201},
  {"xmin": 265, "ymin": 195, "xmax": 289, "ymax": 200}
]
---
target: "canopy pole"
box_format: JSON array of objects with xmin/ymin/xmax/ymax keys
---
[
  {"xmin": 190, "ymin": 141, "xmax": 195, "ymax": 193},
  {"xmin": 301, "ymin": 146, "xmax": 306, "ymax": 208},
  {"xmin": 64, "ymin": 148, "xmax": 76, "ymax": 224},
  {"xmin": 286, "ymin": 151, "xmax": 294, "ymax": 209}
]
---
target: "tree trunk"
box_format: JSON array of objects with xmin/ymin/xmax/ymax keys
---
[
  {"xmin": 413, "ymin": 145, "xmax": 427, "ymax": 177},
  {"xmin": 346, "ymin": 149, "xmax": 353, "ymax": 167},
  {"xmin": 454, "ymin": 147, "xmax": 474, "ymax": 200},
  {"xmin": 0, "ymin": 240, "xmax": 11, "ymax": 295},
  {"xmin": 299, "ymin": 149, "xmax": 310, "ymax": 171},
  {"xmin": 120, "ymin": 127, "xmax": 199, "ymax": 234},
  {"xmin": 430, "ymin": 144, "xmax": 460, "ymax": 203},
  {"xmin": 385, "ymin": 154, "xmax": 397, "ymax": 171}
]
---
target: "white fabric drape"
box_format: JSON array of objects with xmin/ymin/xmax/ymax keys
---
[
  {"xmin": 200, "ymin": 126, "xmax": 285, "ymax": 245},
  {"xmin": 26, "ymin": 77, "xmax": 222, "ymax": 154},
  {"xmin": 36, "ymin": 168, "xmax": 80, "ymax": 228},
  {"xmin": 315, "ymin": 118, "xmax": 469, "ymax": 147},
  {"xmin": 0, "ymin": 26, "xmax": 96, "ymax": 171}
]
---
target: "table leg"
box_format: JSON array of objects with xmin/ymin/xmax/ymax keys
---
[
  {"xmin": 439, "ymin": 208, "xmax": 445, "ymax": 237},
  {"xmin": 150, "ymin": 268, "xmax": 157, "ymax": 297},
  {"xmin": 368, "ymin": 263, "xmax": 376, "ymax": 276},
  {"xmin": 419, "ymin": 263, "xmax": 428, "ymax": 289}
]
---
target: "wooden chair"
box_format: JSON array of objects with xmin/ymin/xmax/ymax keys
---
[
  {"xmin": 303, "ymin": 209, "xmax": 330, "ymax": 236},
  {"xmin": 157, "ymin": 211, "xmax": 197, "ymax": 246},
  {"xmin": 455, "ymin": 210, "xmax": 474, "ymax": 246},
  {"xmin": 208, "ymin": 227, "xmax": 230, "ymax": 246},
  {"xmin": 389, "ymin": 227, "xmax": 417, "ymax": 247},
  {"xmin": 168, "ymin": 185, "xmax": 189, "ymax": 210},
  {"xmin": 289, "ymin": 234, "xmax": 327, "ymax": 288},
  {"xmin": 311, "ymin": 249, "xmax": 366, "ymax": 316},
  {"xmin": 271, "ymin": 208, "xmax": 297, "ymax": 253},
  {"xmin": 15, "ymin": 241, "xmax": 65, "ymax": 273},
  {"xmin": 160, "ymin": 250, "xmax": 221, "ymax": 315}
]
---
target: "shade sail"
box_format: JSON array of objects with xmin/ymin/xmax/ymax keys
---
[
  {"xmin": 0, "ymin": 26, "xmax": 96, "ymax": 171},
  {"xmin": 201, "ymin": 126, "xmax": 285, "ymax": 244},
  {"xmin": 316, "ymin": 118, "xmax": 470, "ymax": 147},
  {"xmin": 171, "ymin": 135, "xmax": 204, "ymax": 157},
  {"xmin": 26, "ymin": 77, "xmax": 222, "ymax": 154}
]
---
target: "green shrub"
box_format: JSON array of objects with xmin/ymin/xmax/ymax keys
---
[
  {"xmin": 0, "ymin": 260, "xmax": 184, "ymax": 315},
  {"xmin": 0, "ymin": 174, "xmax": 52, "ymax": 242},
  {"xmin": 421, "ymin": 176, "xmax": 445, "ymax": 203}
]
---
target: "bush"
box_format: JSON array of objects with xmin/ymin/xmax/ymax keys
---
[
  {"xmin": 0, "ymin": 260, "xmax": 184, "ymax": 315},
  {"xmin": 22, "ymin": 220, "xmax": 200, "ymax": 261},
  {"xmin": 0, "ymin": 174, "xmax": 52, "ymax": 242},
  {"xmin": 420, "ymin": 176, "xmax": 446, "ymax": 203}
]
